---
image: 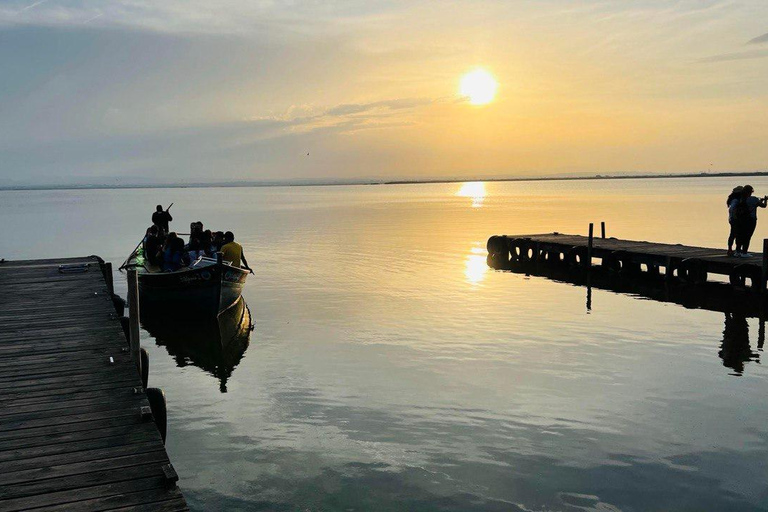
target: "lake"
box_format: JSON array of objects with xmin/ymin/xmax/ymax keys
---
[{"xmin": 2, "ymin": 177, "xmax": 767, "ymax": 511}]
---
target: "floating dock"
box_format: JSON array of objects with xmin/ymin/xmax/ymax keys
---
[
  {"xmin": 487, "ymin": 232, "xmax": 768, "ymax": 290},
  {"xmin": 0, "ymin": 257, "xmax": 188, "ymax": 511}
]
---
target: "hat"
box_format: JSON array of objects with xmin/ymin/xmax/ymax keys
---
[
  {"xmin": 732, "ymin": 186, "xmax": 744, "ymax": 193},
  {"xmin": 744, "ymin": 185, "xmax": 754, "ymax": 193}
]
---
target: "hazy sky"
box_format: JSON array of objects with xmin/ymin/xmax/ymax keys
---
[{"xmin": 1, "ymin": 0, "xmax": 767, "ymax": 185}]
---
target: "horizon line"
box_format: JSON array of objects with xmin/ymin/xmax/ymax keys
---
[{"xmin": 1, "ymin": 170, "xmax": 767, "ymax": 192}]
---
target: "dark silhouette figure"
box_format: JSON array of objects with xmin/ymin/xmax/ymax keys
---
[
  {"xmin": 151, "ymin": 204, "xmax": 173, "ymax": 235},
  {"xmin": 733, "ymin": 185, "xmax": 767, "ymax": 256},
  {"xmin": 719, "ymin": 312, "xmax": 759, "ymax": 375}
]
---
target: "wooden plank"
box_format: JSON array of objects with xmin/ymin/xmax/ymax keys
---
[
  {"xmin": 0, "ymin": 441, "xmax": 164, "ymax": 476},
  {"xmin": 0, "ymin": 415, "xmax": 148, "ymax": 443},
  {"xmin": 19, "ymin": 488, "xmax": 188, "ymax": 512},
  {"xmin": 0, "ymin": 475, "xmax": 174, "ymax": 511},
  {"xmin": 0, "ymin": 422, "xmax": 159, "ymax": 453},
  {"xmin": 0, "ymin": 451, "xmax": 168, "ymax": 488}
]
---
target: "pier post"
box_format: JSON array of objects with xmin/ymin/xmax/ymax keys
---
[
  {"xmin": 601, "ymin": 222, "xmax": 606, "ymax": 239},
  {"xmin": 127, "ymin": 269, "xmax": 142, "ymax": 374},
  {"xmin": 762, "ymin": 239, "xmax": 768, "ymax": 294},
  {"xmin": 587, "ymin": 223, "xmax": 594, "ymax": 269},
  {"xmin": 104, "ymin": 262, "xmax": 114, "ymax": 295}
]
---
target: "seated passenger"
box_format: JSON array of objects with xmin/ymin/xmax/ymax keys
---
[
  {"xmin": 143, "ymin": 226, "xmax": 161, "ymax": 266},
  {"xmin": 219, "ymin": 231, "xmax": 253, "ymax": 273},
  {"xmin": 213, "ymin": 231, "xmax": 225, "ymax": 251},
  {"xmin": 162, "ymin": 235, "xmax": 185, "ymax": 272},
  {"xmin": 186, "ymin": 237, "xmax": 206, "ymax": 262},
  {"xmin": 200, "ymin": 231, "xmax": 215, "ymax": 257}
]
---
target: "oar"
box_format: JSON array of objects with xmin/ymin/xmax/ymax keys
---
[{"xmin": 119, "ymin": 236, "xmax": 146, "ymax": 271}]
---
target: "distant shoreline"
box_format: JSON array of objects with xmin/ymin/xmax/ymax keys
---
[{"xmin": 1, "ymin": 171, "xmax": 767, "ymax": 192}]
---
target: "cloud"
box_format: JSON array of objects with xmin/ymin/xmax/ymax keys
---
[
  {"xmin": 251, "ymin": 97, "xmax": 436, "ymax": 136},
  {"xmin": 747, "ymin": 32, "xmax": 768, "ymax": 45},
  {"xmin": 699, "ymin": 49, "xmax": 768, "ymax": 63},
  {"xmin": 0, "ymin": 1, "xmax": 409, "ymax": 36}
]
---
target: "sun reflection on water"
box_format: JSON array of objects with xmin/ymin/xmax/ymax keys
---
[
  {"xmin": 456, "ymin": 182, "xmax": 486, "ymax": 208},
  {"xmin": 465, "ymin": 246, "xmax": 488, "ymax": 285}
]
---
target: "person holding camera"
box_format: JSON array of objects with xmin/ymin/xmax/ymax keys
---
[{"xmin": 733, "ymin": 185, "xmax": 768, "ymax": 257}]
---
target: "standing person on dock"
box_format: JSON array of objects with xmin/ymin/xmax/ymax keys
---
[
  {"xmin": 220, "ymin": 231, "xmax": 254, "ymax": 273},
  {"xmin": 734, "ymin": 185, "xmax": 768, "ymax": 257},
  {"xmin": 152, "ymin": 204, "xmax": 173, "ymax": 235},
  {"xmin": 727, "ymin": 186, "xmax": 744, "ymax": 256}
]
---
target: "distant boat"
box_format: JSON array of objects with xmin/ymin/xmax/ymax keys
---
[{"xmin": 124, "ymin": 248, "xmax": 249, "ymax": 318}]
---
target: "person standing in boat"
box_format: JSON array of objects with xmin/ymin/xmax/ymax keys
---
[
  {"xmin": 152, "ymin": 205, "xmax": 173, "ymax": 235},
  {"xmin": 220, "ymin": 231, "xmax": 253, "ymax": 273}
]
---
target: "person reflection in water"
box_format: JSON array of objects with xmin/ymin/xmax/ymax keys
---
[{"xmin": 719, "ymin": 313, "xmax": 759, "ymax": 375}]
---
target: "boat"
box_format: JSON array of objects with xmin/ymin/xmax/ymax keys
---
[{"xmin": 123, "ymin": 242, "xmax": 249, "ymax": 317}]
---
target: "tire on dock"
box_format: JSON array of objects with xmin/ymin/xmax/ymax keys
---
[
  {"xmin": 510, "ymin": 239, "xmax": 534, "ymax": 264},
  {"xmin": 565, "ymin": 246, "xmax": 588, "ymax": 268},
  {"xmin": 611, "ymin": 251, "xmax": 641, "ymax": 276},
  {"xmin": 486, "ymin": 236, "xmax": 511, "ymax": 268},
  {"xmin": 729, "ymin": 264, "xmax": 761, "ymax": 290},
  {"xmin": 678, "ymin": 259, "xmax": 708, "ymax": 284},
  {"xmin": 146, "ymin": 387, "xmax": 168, "ymax": 444}
]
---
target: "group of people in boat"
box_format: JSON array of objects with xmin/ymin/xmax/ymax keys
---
[
  {"xmin": 142, "ymin": 205, "xmax": 253, "ymax": 273},
  {"xmin": 727, "ymin": 185, "xmax": 768, "ymax": 257}
]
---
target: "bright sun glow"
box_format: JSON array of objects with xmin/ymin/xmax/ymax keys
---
[
  {"xmin": 459, "ymin": 69, "xmax": 498, "ymax": 105},
  {"xmin": 456, "ymin": 181, "xmax": 487, "ymax": 207}
]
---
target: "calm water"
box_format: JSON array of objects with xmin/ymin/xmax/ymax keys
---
[{"xmin": 2, "ymin": 178, "xmax": 768, "ymax": 511}]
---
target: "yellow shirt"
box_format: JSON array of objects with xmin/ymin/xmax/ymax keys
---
[{"xmin": 220, "ymin": 241, "xmax": 243, "ymax": 267}]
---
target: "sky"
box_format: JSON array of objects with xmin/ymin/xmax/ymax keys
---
[{"xmin": 0, "ymin": 0, "xmax": 767, "ymax": 186}]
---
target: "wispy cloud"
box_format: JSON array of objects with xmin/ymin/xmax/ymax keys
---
[
  {"xmin": 747, "ymin": 32, "xmax": 768, "ymax": 45},
  {"xmin": 699, "ymin": 49, "xmax": 768, "ymax": 63},
  {"xmin": 247, "ymin": 97, "xmax": 436, "ymax": 138}
]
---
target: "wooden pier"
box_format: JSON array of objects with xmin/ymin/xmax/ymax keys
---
[
  {"xmin": 0, "ymin": 256, "xmax": 188, "ymax": 511},
  {"xmin": 487, "ymin": 231, "xmax": 768, "ymax": 291}
]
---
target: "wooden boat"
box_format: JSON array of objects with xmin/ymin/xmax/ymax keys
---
[{"xmin": 124, "ymin": 247, "xmax": 248, "ymax": 317}]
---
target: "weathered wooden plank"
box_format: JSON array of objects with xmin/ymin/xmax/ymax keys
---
[
  {"xmin": 0, "ymin": 451, "xmax": 168, "ymax": 488},
  {"xmin": 0, "ymin": 441, "xmax": 164, "ymax": 475},
  {"xmin": 0, "ymin": 406, "xmax": 146, "ymax": 434},
  {"xmin": 0, "ymin": 414, "xmax": 147, "ymax": 443},
  {"xmin": 0, "ymin": 422, "xmax": 158, "ymax": 453},
  {"xmin": 0, "ymin": 395, "xmax": 146, "ymax": 426},
  {"xmin": 19, "ymin": 488, "xmax": 188, "ymax": 512},
  {"xmin": 0, "ymin": 475, "xmax": 173, "ymax": 511},
  {"xmin": 0, "ymin": 380, "xmax": 140, "ymax": 405}
]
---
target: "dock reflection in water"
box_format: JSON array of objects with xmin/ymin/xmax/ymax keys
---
[
  {"xmin": 141, "ymin": 297, "xmax": 253, "ymax": 392},
  {"xmin": 490, "ymin": 258, "xmax": 764, "ymax": 375}
]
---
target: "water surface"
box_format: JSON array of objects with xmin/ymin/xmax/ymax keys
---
[{"xmin": 1, "ymin": 178, "xmax": 767, "ymax": 511}]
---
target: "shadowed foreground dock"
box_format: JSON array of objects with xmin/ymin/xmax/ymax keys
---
[{"xmin": 0, "ymin": 257, "xmax": 187, "ymax": 511}]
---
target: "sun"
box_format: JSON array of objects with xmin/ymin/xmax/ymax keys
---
[{"xmin": 459, "ymin": 69, "xmax": 498, "ymax": 105}]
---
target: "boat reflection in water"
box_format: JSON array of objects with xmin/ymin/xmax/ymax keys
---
[{"xmin": 141, "ymin": 297, "xmax": 253, "ymax": 392}]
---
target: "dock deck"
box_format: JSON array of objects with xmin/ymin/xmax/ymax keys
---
[
  {"xmin": 487, "ymin": 233, "xmax": 768, "ymax": 289},
  {"xmin": 0, "ymin": 257, "xmax": 188, "ymax": 511}
]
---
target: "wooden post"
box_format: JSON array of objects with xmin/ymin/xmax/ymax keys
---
[
  {"xmin": 601, "ymin": 222, "xmax": 606, "ymax": 239},
  {"xmin": 127, "ymin": 269, "xmax": 141, "ymax": 374},
  {"xmin": 587, "ymin": 223, "xmax": 594, "ymax": 269},
  {"xmin": 762, "ymin": 239, "xmax": 768, "ymax": 294},
  {"xmin": 104, "ymin": 262, "xmax": 114, "ymax": 295}
]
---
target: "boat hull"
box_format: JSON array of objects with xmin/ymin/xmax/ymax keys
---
[{"xmin": 138, "ymin": 263, "xmax": 248, "ymax": 317}]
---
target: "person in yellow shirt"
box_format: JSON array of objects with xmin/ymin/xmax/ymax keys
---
[{"xmin": 220, "ymin": 231, "xmax": 253, "ymax": 273}]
